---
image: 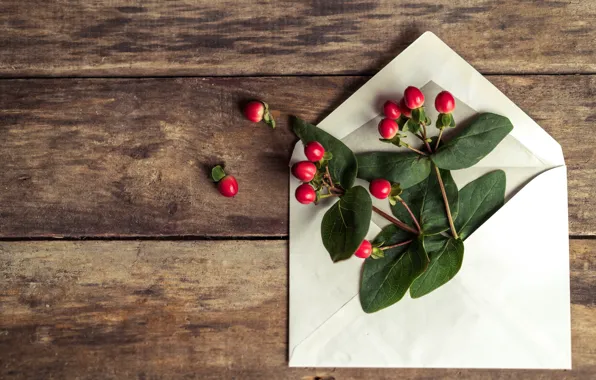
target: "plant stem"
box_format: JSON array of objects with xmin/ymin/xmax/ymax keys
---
[
  {"xmin": 435, "ymin": 128, "xmax": 444, "ymax": 151},
  {"xmin": 372, "ymin": 206, "xmax": 419, "ymax": 235},
  {"xmin": 420, "ymin": 123, "xmax": 433, "ymax": 153},
  {"xmin": 318, "ymin": 193, "xmax": 338, "ymax": 200},
  {"xmin": 399, "ymin": 199, "xmax": 421, "ymax": 233},
  {"xmin": 433, "ymin": 165, "xmax": 458, "ymax": 239},
  {"xmin": 325, "ymin": 165, "xmax": 335, "ymax": 188},
  {"xmin": 380, "ymin": 239, "xmax": 413, "ymax": 250},
  {"xmin": 403, "ymin": 143, "xmax": 428, "ymax": 156}
]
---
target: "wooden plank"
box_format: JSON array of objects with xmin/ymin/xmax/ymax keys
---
[
  {"xmin": 0, "ymin": 1, "xmax": 594, "ymax": 77},
  {"xmin": 0, "ymin": 239, "xmax": 594, "ymax": 379},
  {"xmin": 0, "ymin": 75, "xmax": 594, "ymax": 238}
]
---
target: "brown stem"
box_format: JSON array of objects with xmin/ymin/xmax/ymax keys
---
[
  {"xmin": 420, "ymin": 123, "xmax": 433, "ymax": 153},
  {"xmin": 372, "ymin": 206, "xmax": 419, "ymax": 235},
  {"xmin": 399, "ymin": 199, "xmax": 421, "ymax": 233},
  {"xmin": 325, "ymin": 165, "xmax": 335, "ymax": 188},
  {"xmin": 380, "ymin": 239, "xmax": 413, "ymax": 250},
  {"xmin": 403, "ymin": 144, "xmax": 428, "ymax": 156},
  {"xmin": 435, "ymin": 128, "xmax": 444, "ymax": 151},
  {"xmin": 433, "ymin": 165, "xmax": 459, "ymax": 239}
]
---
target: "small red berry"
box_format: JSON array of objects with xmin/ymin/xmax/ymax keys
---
[
  {"xmin": 292, "ymin": 161, "xmax": 317, "ymax": 182},
  {"xmin": 399, "ymin": 98, "xmax": 412, "ymax": 118},
  {"xmin": 304, "ymin": 141, "xmax": 325, "ymax": 162},
  {"xmin": 218, "ymin": 175, "xmax": 238, "ymax": 197},
  {"xmin": 383, "ymin": 100, "xmax": 401, "ymax": 120},
  {"xmin": 295, "ymin": 183, "xmax": 316, "ymax": 204},
  {"xmin": 244, "ymin": 101, "xmax": 265, "ymax": 122},
  {"xmin": 355, "ymin": 240, "xmax": 372, "ymax": 259},
  {"xmin": 435, "ymin": 91, "xmax": 456, "ymax": 113},
  {"xmin": 404, "ymin": 86, "xmax": 425, "ymax": 109},
  {"xmin": 378, "ymin": 118, "xmax": 398, "ymax": 139},
  {"xmin": 369, "ymin": 179, "xmax": 391, "ymax": 199}
]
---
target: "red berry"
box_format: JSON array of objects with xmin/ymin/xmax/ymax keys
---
[
  {"xmin": 378, "ymin": 118, "xmax": 398, "ymax": 139},
  {"xmin": 369, "ymin": 179, "xmax": 391, "ymax": 199},
  {"xmin": 295, "ymin": 183, "xmax": 316, "ymax": 204},
  {"xmin": 244, "ymin": 101, "xmax": 265, "ymax": 122},
  {"xmin": 383, "ymin": 100, "xmax": 401, "ymax": 120},
  {"xmin": 355, "ymin": 240, "xmax": 372, "ymax": 259},
  {"xmin": 398, "ymin": 98, "xmax": 412, "ymax": 118},
  {"xmin": 435, "ymin": 91, "xmax": 455, "ymax": 113},
  {"xmin": 292, "ymin": 161, "xmax": 317, "ymax": 182},
  {"xmin": 404, "ymin": 86, "xmax": 425, "ymax": 109},
  {"xmin": 304, "ymin": 141, "xmax": 325, "ymax": 162},
  {"xmin": 218, "ymin": 175, "xmax": 238, "ymax": 197}
]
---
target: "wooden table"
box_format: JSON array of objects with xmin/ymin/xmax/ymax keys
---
[{"xmin": 0, "ymin": 1, "xmax": 594, "ymax": 379}]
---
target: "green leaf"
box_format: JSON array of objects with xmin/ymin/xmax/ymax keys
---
[
  {"xmin": 422, "ymin": 233, "xmax": 450, "ymax": 253},
  {"xmin": 321, "ymin": 186, "xmax": 372, "ymax": 262},
  {"xmin": 360, "ymin": 238, "xmax": 429, "ymax": 313},
  {"xmin": 356, "ymin": 152, "xmax": 431, "ymax": 189},
  {"xmin": 211, "ymin": 165, "xmax": 226, "ymax": 182},
  {"xmin": 390, "ymin": 168, "xmax": 458, "ymax": 234},
  {"xmin": 292, "ymin": 116, "xmax": 358, "ymax": 189},
  {"xmin": 410, "ymin": 237, "xmax": 464, "ymax": 298},
  {"xmin": 404, "ymin": 118, "xmax": 421, "ymax": 134},
  {"xmin": 455, "ymin": 170, "xmax": 506, "ymax": 240},
  {"xmin": 431, "ymin": 113, "xmax": 513, "ymax": 170}
]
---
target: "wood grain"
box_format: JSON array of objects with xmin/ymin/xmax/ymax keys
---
[
  {"xmin": 0, "ymin": 75, "xmax": 594, "ymax": 237},
  {"xmin": 0, "ymin": 239, "xmax": 593, "ymax": 379},
  {"xmin": 0, "ymin": 0, "xmax": 594, "ymax": 77}
]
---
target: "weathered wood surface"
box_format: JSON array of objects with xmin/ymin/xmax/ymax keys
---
[
  {"xmin": 0, "ymin": 0, "xmax": 594, "ymax": 77},
  {"xmin": 0, "ymin": 75, "xmax": 594, "ymax": 237},
  {"xmin": 0, "ymin": 239, "xmax": 594, "ymax": 379}
]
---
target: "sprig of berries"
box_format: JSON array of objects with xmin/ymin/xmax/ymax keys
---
[
  {"xmin": 244, "ymin": 100, "xmax": 276, "ymax": 129},
  {"xmin": 291, "ymin": 141, "xmax": 338, "ymax": 205}
]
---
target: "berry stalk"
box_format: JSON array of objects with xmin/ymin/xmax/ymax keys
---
[
  {"xmin": 433, "ymin": 165, "xmax": 458, "ymax": 239},
  {"xmin": 372, "ymin": 206, "xmax": 419, "ymax": 235}
]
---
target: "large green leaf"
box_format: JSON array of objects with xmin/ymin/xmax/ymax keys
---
[
  {"xmin": 456, "ymin": 170, "xmax": 506, "ymax": 240},
  {"xmin": 391, "ymin": 168, "xmax": 459, "ymax": 235},
  {"xmin": 292, "ymin": 116, "xmax": 358, "ymax": 189},
  {"xmin": 321, "ymin": 186, "xmax": 372, "ymax": 262},
  {"xmin": 431, "ymin": 113, "xmax": 513, "ymax": 170},
  {"xmin": 356, "ymin": 152, "xmax": 431, "ymax": 189},
  {"xmin": 360, "ymin": 238, "xmax": 429, "ymax": 313},
  {"xmin": 410, "ymin": 237, "xmax": 464, "ymax": 298}
]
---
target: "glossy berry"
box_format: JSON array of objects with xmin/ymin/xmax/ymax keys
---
[
  {"xmin": 383, "ymin": 100, "xmax": 401, "ymax": 120},
  {"xmin": 304, "ymin": 141, "xmax": 325, "ymax": 162},
  {"xmin": 218, "ymin": 175, "xmax": 239, "ymax": 197},
  {"xmin": 435, "ymin": 91, "xmax": 456, "ymax": 113},
  {"xmin": 404, "ymin": 86, "xmax": 425, "ymax": 109},
  {"xmin": 292, "ymin": 161, "xmax": 317, "ymax": 182},
  {"xmin": 355, "ymin": 240, "xmax": 372, "ymax": 259},
  {"xmin": 295, "ymin": 183, "xmax": 316, "ymax": 204},
  {"xmin": 369, "ymin": 179, "xmax": 391, "ymax": 199},
  {"xmin": 244, "ymin": 101, "xmax": 265, "ymax": 122},
  {"xmin": 399, "ymin": 98, "xmax": 412, "ymax": 118},
  {"xmin": 378, "ymin": 118, "xmax": 398, "ymax": 139}
]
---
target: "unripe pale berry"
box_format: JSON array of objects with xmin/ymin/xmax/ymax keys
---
[
  {"xmin": 304, "ymin": 141, "xmax": 325, "ymax": 162},
  {"xmin": 369, "ymin": 179, "xmax": 391, "ymax": 199},
  {"xmin": 292, "ymin": 161, "xmax": 317, "ymax": 182},
  {"xmin": 244, "ymin": 101, "xmax": 265, "ymax": 122},
  {"xmin": 295, "ymin": 183, "xmax": 316, "ymax": 204},
  {"xmin": 404, "ymin": 86, "xmax": 425, "ymax": 109},
  {"xmin": 218, "ymin": 176, "xmax": 239, "ymax": 197},
  {"xmin": 383, "ymin": 100, "xmax": 401, "ymax": 120},
  {"xmin": 399, "ymin": 98, "xmax": 412, "ymax": 118},
  {"xmin": 378, "ymin": 118, "xmax": 398, "ymax": 139},
  {"xmin": 435, "ymin": 91, "xmax": 455, "ymax": 113},
  {"xmin": 355, "ymin": 240, "xmax": 372, "ymax": 259}
]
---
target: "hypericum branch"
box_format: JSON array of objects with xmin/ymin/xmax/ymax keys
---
[
  {"xmin": 420, "ymin": 123, "xmax": 433, "ymax": 153},
  {"xmin": 433, "ymin": 165, "xmax": 458, "ymax": 239},
  {"xmin": 380, "ymin": 239, "xmax": 413, "ymax": 250},
  {"xmin": 372, "ymin": 205, "xmax": 419, "ymax": 235},
  {"xmin": 399, "ymin": 199, "xmax": 421, "ymax": 233}
]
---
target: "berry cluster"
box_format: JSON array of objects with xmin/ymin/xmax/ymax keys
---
[{"xmin": 292, "ymin": 142, "xmax": 334, "ymax": 204}]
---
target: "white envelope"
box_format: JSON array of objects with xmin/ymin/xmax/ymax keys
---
[{"xmin": 288, "ymin": 32, "xmax": 571, "ymax": 369}]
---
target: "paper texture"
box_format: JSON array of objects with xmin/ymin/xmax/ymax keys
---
[{"xmin": 289, "ymin": 32, "xmax": 570, "ymax": 369}]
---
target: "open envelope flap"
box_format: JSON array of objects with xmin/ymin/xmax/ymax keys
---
[
  {"xmin": 316, "ymin": 32, "xmax": 564, "ymax": 167},
  {"xmin": 290, "ymin": 166, "xmax": 571, "ymax": 369}
]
